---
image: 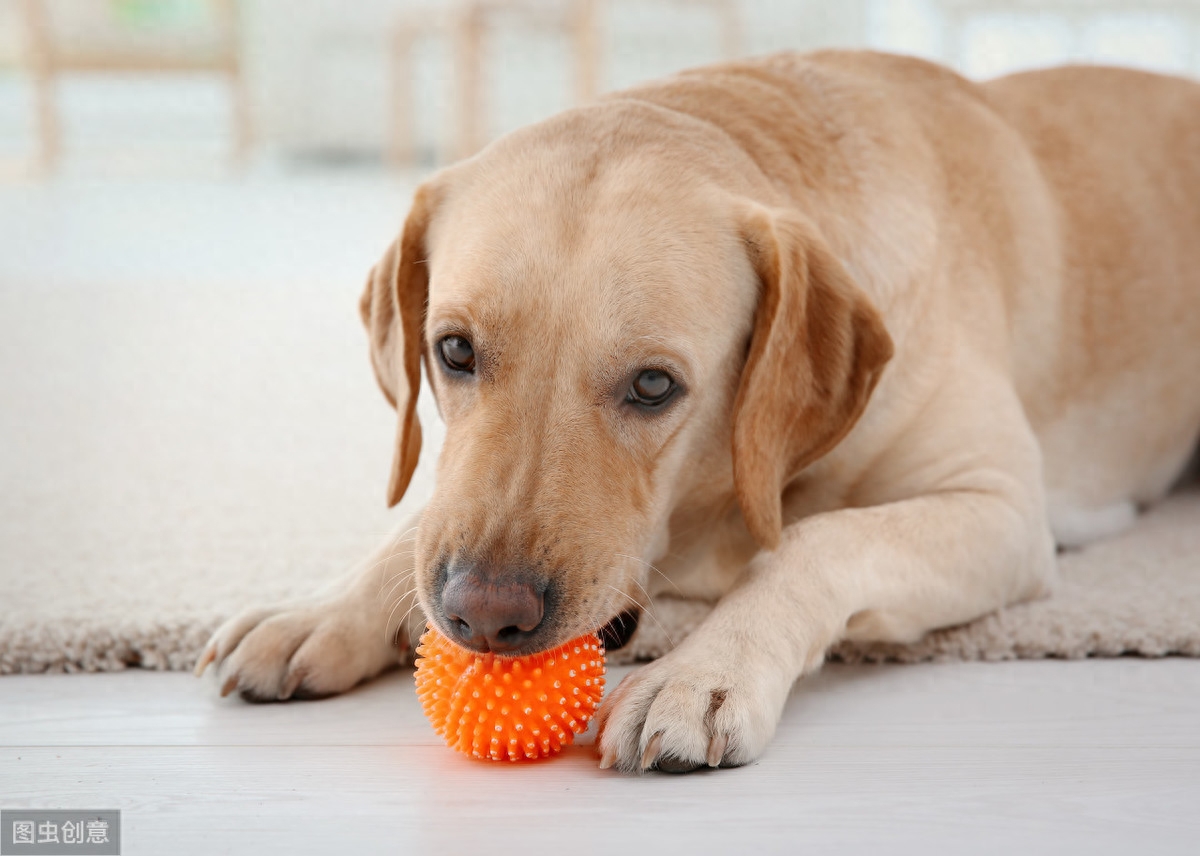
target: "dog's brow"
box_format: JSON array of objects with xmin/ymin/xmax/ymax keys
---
[{"xmin": 619, "ymin": 337, "xmax": 695, "ymax": 377}]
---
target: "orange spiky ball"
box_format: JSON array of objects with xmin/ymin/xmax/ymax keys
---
[{"xmin": 414, "ymin": 624, "xmax": 606, "ymax": 762}]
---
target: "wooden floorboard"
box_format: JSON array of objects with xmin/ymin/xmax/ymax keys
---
[{"xmin": 2, "ymin": 659, "xmax": 1199, "ymax": 854}]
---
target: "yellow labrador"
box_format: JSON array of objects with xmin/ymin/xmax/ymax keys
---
[{"xmin": 196, "ymin": 51, "xmax": 1200, "ymax": 773}]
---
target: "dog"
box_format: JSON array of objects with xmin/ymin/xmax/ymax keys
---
[{"xmin": 195, "ymin": 51, "xmax": 1200, "ymax": 773}]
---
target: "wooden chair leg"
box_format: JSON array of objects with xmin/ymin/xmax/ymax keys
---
[
  {"xmin": 389, "ymin": 24, "xmax": 418, "ymax": 167},
  {"xmin": 572, "ymin": 0, "xmax": 600, "ymax": 103},
  {"xmin": 717, "ymin": 0, "xmax": 741, "ymax": 59},
  {"xmin": 453, "ymin": 2, "xmax": 485, "ymax": 162},
  {"xmin": 22, "ymin": 0, "xmax": 60, "ymax": 173},
  {"xmin": 228, "ymin": 69, "xmax": 252, "ymax": 166},
  {"xmin": 214, "ymin": 0, "xmax": 251, "ymax": 167},
  {"xmin": 32, "ymin": 68, "xmax": 60, "ymax": 174}
]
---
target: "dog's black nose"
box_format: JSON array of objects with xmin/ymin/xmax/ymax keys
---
[{"xmin": 441, "ymin": 566, "xmax": 545, "ymax": 654}]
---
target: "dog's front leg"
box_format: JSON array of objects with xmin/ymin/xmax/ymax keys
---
[
  {"xmin": 596, "ymin": 487, "xmax": 1056, "ymax": 773},
  {"xmin": 195, "ymin": 511, "xmax": 425, "ymax": 701}
]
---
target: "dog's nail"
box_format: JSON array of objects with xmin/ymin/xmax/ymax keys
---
[
  {"xmin": 706, "ymin": 733, "xmax": 728, "ymax": 767},
  {"xmin": 598, "ymin": 746, "xmax": 618, "ymax": 770},
  {"xmin": 640, "ymin": 732, "xmax": 663, "ymax": 771},
  {"xmin": 193, "ymin": 646, "xmax": 216, "ymax": 677},
  {"xmin": 280, "ymin": 670, "xmax": 302, "ymax": 701},
  {"xmin": 220, "ymin": 674, "xmax": 239, "ymax": 698}
]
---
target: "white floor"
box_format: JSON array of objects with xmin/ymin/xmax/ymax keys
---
[{"xmin": 2, "ymin": 660, "xmax": 1199, "ymax": 855}]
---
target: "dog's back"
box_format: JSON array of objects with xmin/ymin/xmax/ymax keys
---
[{"xmin": 981, "ymin": 66, "xmax": 1200, "ymax": 513}]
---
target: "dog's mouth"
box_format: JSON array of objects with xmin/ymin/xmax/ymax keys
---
[{"xmin": 597, "ymin": 609, "xmax": 641, "ymax": 651}]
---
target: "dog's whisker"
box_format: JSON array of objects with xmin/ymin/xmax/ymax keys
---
[
  {"xmin": 615, "ymin": 552, "xmax": 682, "ymax": 596},
  {"xmin": 369, "ymin": 547, "xmax": 417, "ymax": 571},
  {"xmin": 379, "ymin": 561, "xmax": 417, "ymax": 585},
  {"xmin": 371, "ymin": 552, "xmax": 418, "ymax": 596},
  {"xmin": 613, "ymin": 554, "xmax": 680, "ymax": 644},
  {"xmin": 384, "ymin": 585, "xmax": 422, "ymax": 645},
  {"xmin": 379, "ymin": 567, "xmax": 415, "ymax": 592},
  {"xmin": 378, "ymin": 525, "xmax": 419, "ymax": 559},
  {"xmin": 604, "ymin": 585, "xmax": 674, "ymax": 650},
  {"xmin": 628, "ymin": 576, "xmax": 658, "ymax": 613},
  {"xmin": 613, "ymin": 609, "xmax": 636, "ymax": 638},
  {"xmin": 382, "ymin": 526, "xmax": 419, "ymax": 551},
  {"xmin": 374, "ymin": 531, "xmax": 418, "ymax": 569},
  {"xmin": 371, "ymin": 556, "xmax": 417, "ymax": 589},
  {"xmin": 603, "ymin": 583, "xmax": 675, "ymax": 649},
  {"xmin": 610, "ymin": 558, "xmax": 657, "ymax": 606},
  {"xmin": 376, "ymin": 571, "xmax": 411, "ymax": 603},
  {"xmin": 379, "ymin": 570, "xmax": 417, "ymax": 604},
  {"xmin": 394, "ymin": 595, "xmax": 425, "ymax": 644}
]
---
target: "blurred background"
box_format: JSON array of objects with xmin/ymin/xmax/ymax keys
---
[
  {"xmin": 1, "ymin": 0, "xmax": 1199, "ymax": 176},
  {"xmin": 1, "ymin": 1, "xmax": 1198, "ymax": 629}
]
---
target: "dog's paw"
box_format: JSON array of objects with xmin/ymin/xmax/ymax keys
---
[
  {"xmin": 594, "ymin": 645, "xmax": 786, "ymax": 773},
  {"xmin": 193, "ymin": 595, "xmax": 405, "ymax": 703}
]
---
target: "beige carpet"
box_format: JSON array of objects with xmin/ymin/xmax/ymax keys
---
[{"xmin": 2, "ymin": 254, "xmax": 1198, "ymax": 674}]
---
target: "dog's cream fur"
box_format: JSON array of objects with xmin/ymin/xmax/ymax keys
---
[{"xmin": 197, "ymin": 52, "xmax": 1200, "ymax": 773}]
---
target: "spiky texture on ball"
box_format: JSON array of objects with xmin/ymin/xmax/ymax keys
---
[{"xmin": 414, "ymin": 625, "xmax": 606, "ymax": 762}]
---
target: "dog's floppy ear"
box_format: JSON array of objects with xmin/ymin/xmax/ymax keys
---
[
  {"xmin": 732, "ymin": 205, "xmax": 894, "ymax": 549},
  {"xmin": 360, "ymin": 183, "xmax": 440, "ymax": 508}
]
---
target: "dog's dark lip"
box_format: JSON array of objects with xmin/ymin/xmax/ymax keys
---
[
  {"xmin": 428, "ymin": 613, "xmax": 641, "ymax": 657},
  {"xmin": 597, "ymin": 609, "xmax": 641, "ymax": 651}
]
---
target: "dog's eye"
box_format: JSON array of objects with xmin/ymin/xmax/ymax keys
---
[
  {"xmin": 439, "ymin": 335, "xmax": 475, "ymax": 373},
  {"xmin": 628, "ymin": 369, "xmax": 674, "ymax": 407}
]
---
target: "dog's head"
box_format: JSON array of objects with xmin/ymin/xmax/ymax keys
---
[{"xmin": 361, "ymin": 106, "xmax": 892, "ymax": 655}]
